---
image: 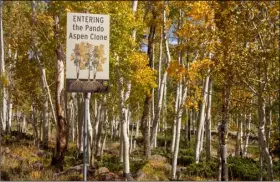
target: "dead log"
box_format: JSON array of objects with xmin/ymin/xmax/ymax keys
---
[{"xmin": 53, "ymin": 164, "xmax": 94, "ymax": 178}]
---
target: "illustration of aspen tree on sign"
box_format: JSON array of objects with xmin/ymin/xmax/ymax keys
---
[
  {"xmin": 94, "ymin": 44, "xmax": 106, "ymax": 73},
  {"xmin": 84, "ymin": 42, "xmax": 98, "ymax": 91},
  {"xmin": 84, "ymin": 44, "xmax": 106, "ymax": 91},
  {"xmin": 85, "ymin": 43, "xmax": 94, "ymax": 80},
  {"xmin": 69, "ymin": 43, "xmax": 86, "ymax": 90}
]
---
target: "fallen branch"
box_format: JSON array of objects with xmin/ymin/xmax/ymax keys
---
[{"xmin": 53, "ymin": 164, "xmax": 94, "ymax": 178}]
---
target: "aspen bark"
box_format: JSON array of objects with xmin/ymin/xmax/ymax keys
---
[
  {"xmin": 22, "ymin": 115, "xmax": 26, "ymax": 133},
  {"xmin": 258, "ymin": 93, "xmax": 273, "ymax": 180},
  {"xmin": 119, "ymin": 120, "xmax": 124, "ymax": 162},
  {"xmin": 150, "ymin": 7, "xmax": 171, "ymax": 148},
  {"xmin": 117, "ymin": 61, "xmax": 132, "ymax": 178},
  {"xmin": 96, "ymin": 104, "xmax": 104, "ymax": 157},
  {"xmin": 94, "ymin": 101, "xmax": 101, "ymax": 157},
  {"xmin": 205, "ymin": 79, "xmax": 212, "ymax": 161},
  {"xmin": 195, "ymin": 76, "xmax": 210, "ymax": 163},
  {"xmin": 186, "ymin": 109, "xmax": 191, "ymax": 147},
  {"xmin": 0, "ymin": 0, "xmax": 7, "ymax": 134},
  {"xmin": 51, "ymin": 14, "xmax": 68, "ymax": 171},
  {"xmin": 171, "ymin": 86, "xmax": 179, "ymax": 153},
  {"xmin": 171, "ymin": 10, "xmax": 186, "ymax": 178},
  {"xmin": 133, "ymin": 118, "xmax": 139, "ymax": 149},
  {"xmin": 31, "ymin": 1, "xmax": 52, "ymax": 148},
  {"xmin": 235, "ymin": 116, "xmax": 243, "ymax": 157},
  {"xmin": 101, "ymin": 134, "xmax": 107, "ymax": 157},
  {"xmin": 218, "ymin": 86, "xmax": 230, "ymax": 181},
  {"xmin": 172, "ymin": 84, "xmax": 187, "ymax": 180},
  {"xmin": 77, "ymin": 93, "xmax": 84, "ymax": 152},
  {"xmin": 87, "ymin": 93, "xmax": 93, "ymax": 166},
  {"xmin": 42, "ymin": 99, "xmax": 48, "ymax": 148},
  {"xmin": 32, "ymin": 106, "xmax": 39, "ymax": 146},
  {"xmin": 141, "ymin": 10, "xmax": 155, "ymax": 159},
  {"xmin": 70, "ymin": 93, "xmax": 75, "ymax": 142},
  {"xmin": 266, "ymin": 97, "xmax": 272, "ymax": 148},
  {"xmin": 258, "ymin": 144, "xmax": 263, "ymax": 181},
  {"xmin": 6, "ymin": 94, "xmax": 12, "ymax": 134},
  {"xmin": 243, "ymin": 113, "xmax": 251, "ymax": 157},
  {"xmin": 117, "ymin": 53, "xmax": 133, "ymax": 179}
]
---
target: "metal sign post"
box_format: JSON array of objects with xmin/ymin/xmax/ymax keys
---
[
  {"xmin": 66, "ymin": 12, "xmax": 110, "ymax": 181},
  {"xmin": 83, "ymin": 92, "xmax": 89, "ymax": 181}
]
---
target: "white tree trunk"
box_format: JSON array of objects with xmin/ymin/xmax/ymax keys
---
[
  {"xmin": 133, "ymin": 118, "xmax": 139, "ymax": 149},
  {"xmin": 235, "ymin": 116, "xmax": 243, "ymax": 157},
  {"xmin": 116, "ymin": 53, "xmax": 132, "ymax": 178},
  {"xmin": 258, "ymin": 93, "xmax": 273, "ymax": 180},
  {"xmin": 87, "ymin": 93, "xmax": 93, "ymax": 166},
  {"xmin": 243, "ymin": 113, "xmax": 251, "ymax": 157},
  {"xmin": 70, "ymin": 93, "xmax": 76, "ymax": 142},
  {"xmin": 95, "ymin": 102, "xmax": 103, "ymax": 157},
  {"xmin": 119, "ymin": 123, "xmax": 124, "ymax": 162},
  {"xmin": 101, "ymin": 134, "xmax": 107, "ymax": 157},
  {"xmin": 42, "ymin": 99, "xmax": 48, "ymax": 148},
  {"xmin": 6, "ymin": 96, "xmax": 12, "ymax": 134},
  {"xmin": 32, "ymin": 106, "xmax": 39, "ymax": 146},
  {"xmin": 205, "ymin": 79, "xmax": 212, "ymax": 161},
  {"xmin": 172, "ymin": 83, "xmax": 187, "ymax": 180},
  {"xmin": 77, "ymin": 94, "xmax": 84, "ymax": 153},
  {"xmin": 171, "ymin": 87, "xmax": 179, "ymax": 153},
  {"xmin": 199, "ymin": 122, "xmax": 205, "ymax": 153},
  {"xmin": 151, "ymin": 26, "xmax": 168, "ymax": 148},
  {"xmin": 0, "ymin": 0, "xmax": 7, "ymax": 134},
  {"xmin": 266, "ymin": 97, "xmax": 272, "ymax": 148},
  {"xmin": 195, "ymin": 75, "xmax": 210, "ymax": 163},
  {"xmin": 258, "ymin": 144, "xmax": 263, "ymax": 181},
  {"xmin": 32, "ymin": 1, "xmax": 56, "ymax": 127}
]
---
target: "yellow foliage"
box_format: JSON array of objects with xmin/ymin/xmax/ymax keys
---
[
  {"xmin": 188, "ymin": 2, "xmax": 212, "ymax": 21},
  {"xmin": 0, "ymin": 74, "xmax": 9, "ymax": 87},
  {"xmin": 30, "ymin": 171, "xmax": 42, "ymax": 180},
  {"xmin": 140, "ymin": 160, "xmax": 170, "ymax": 181},
  {"xmin": 185, "ymin": 58, "xmax": 213, "ymax": 110},
  {"xmin": 188, "ymin": 58, "xmax": 212, "ymax": 82},
  {"xmin": 185, "ymin": 96, "xmax": 199, "ymax": 111},
  {"xmin": 166, "ymin": 61, "xmax": 187, "ymax": 81},
  {"xmin": 130, "ymin": 53, "xmax": 157, "ymax": 93}
]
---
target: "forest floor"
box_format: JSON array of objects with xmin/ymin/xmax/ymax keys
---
[{"xmin": 1, "ymin": 131, "xmax": 279, "ymax": 181}]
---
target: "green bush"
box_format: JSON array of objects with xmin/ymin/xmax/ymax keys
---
[
  {"xmin": 177, "ymin": 155, "xmax": 194, "ymax": 166},
  {"xmin": 151, "ymin": 147, "xmax": 170, "ymax": 160},
  {"xmin": 228, "ymin": 156, "xmax": 259, "ymax": 181},
  {"xmin": 130, "ymin": 159, "xmax": 147, "ymax": 175},
  {"xmin": 274, "ymin": 161, "xmax": 280, "ymax": 180},
  {"xmin": 156, "ymin": 134, "xmax": 172, "ymax": 147},
  {"xmin": 99, "ymin": 154, "xmax": 122, "ymax": 172},
  {"xmin": 177, "ymin": 148, "xmax": 195, "ymax": 166},
  {"xmin": 183, "ymin": 160, "xmax": 218, "ymax": 179},
  {"xmin": 179, "ymin": 148, "xmax": 194, "ymax": 156}
]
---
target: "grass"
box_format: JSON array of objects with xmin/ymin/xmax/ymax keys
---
[{"xmin": 1, "ymin": 130, "xmax": 279, "ymax": 181}]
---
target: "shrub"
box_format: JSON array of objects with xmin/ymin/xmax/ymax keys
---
[
  {"xmin": 177, "ymin": 148, "xmax": 195, "ymax": 166},
  {"xmin": 228, "ymin": 156, "xmax": 259, "ymax": 181},
  {"xmin": 137, "ymin": 158, "xmax": 171, "ymax": 181},
  {"xmin": 183, "ymin": 160, "xmax": 218, "ymax": 179},
  {"xmin": 156, "ymin": 134, "xmax": 172, "ymax": 147},
  {"xmin": 99, "ymin": 154, "xmax": 122, "ymax": 172},
  {"xmin": 151, "ymin": 147, "xmax": 170, "ymax": 161},
  {"xmin": 1, "ymin": 170, "xmax": 11, "ymax": 181}
]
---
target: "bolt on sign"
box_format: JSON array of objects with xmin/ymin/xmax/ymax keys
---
[{"xmin": 66, "ymin": 13, "xmax": 110, "ymax": 92}]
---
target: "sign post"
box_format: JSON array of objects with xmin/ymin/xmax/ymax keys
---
[
  {"xmin": 66, "ymin": 12, "xmax": 110, "ymax": 181},
  {"xmin": 83, "ymin": 92, "xmax": 89, "ymax": 181}
]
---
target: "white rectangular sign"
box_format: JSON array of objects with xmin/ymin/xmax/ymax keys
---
[{"xmin": 66, "ymin": 13, "xmax": 109, "ymax": 92}]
